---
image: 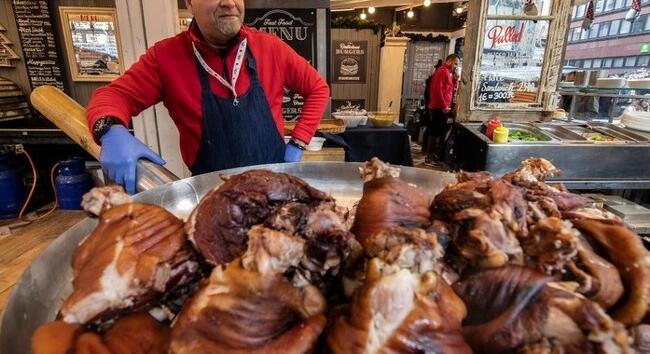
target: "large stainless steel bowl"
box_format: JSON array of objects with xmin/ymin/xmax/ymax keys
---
[{"xmin": 0, "ymin": 162, "xmax": 455, "ymax": 353}]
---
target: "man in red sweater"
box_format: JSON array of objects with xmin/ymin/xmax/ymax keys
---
[
  {"xmin": 87, "ymin": 0, "xmax": 329, "ymax": 193},
  {"xmin": 426, "ymin": 54, "xmax": 460, "ymax": 160}
]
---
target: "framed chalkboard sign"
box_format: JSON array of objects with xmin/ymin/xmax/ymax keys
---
[
  {"xmin": 473, "ymin": 0, "xmax": 554, "ymax": 109},
  {"xmin": 245, "ymin": 8, "xmax": 317, "ymax": 121},
  {"xmin": 59, "ymin": 7, "xmax": 124, "ymax": 82}
]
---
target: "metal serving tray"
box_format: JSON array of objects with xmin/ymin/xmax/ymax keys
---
[
  {"xmin": 563, "ymin": 125, "xmax": 630, "ymax": 143},
  {"xmin": 534, "ymin": 124, "xmax": 588, "ymax": 141},
  {"xmin": 589, "ymin": 122, "xmax": 650, "ymax": 143},
  {"xmin": 0, "ymin": 162, "xmax": 456, "ymax": 354},
  {"xmin": 503, "ymin": 123, "xmax": 557, "ymax": 143}
]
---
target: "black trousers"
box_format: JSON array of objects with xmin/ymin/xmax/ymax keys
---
[{"xmin": 423, "ymin": 108, "xmax": 449, "ymax": 157}]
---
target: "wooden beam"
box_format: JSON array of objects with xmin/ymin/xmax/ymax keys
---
[{"xmin": 331, "ymin": 0, "xmax": 457, "ymax": 10}]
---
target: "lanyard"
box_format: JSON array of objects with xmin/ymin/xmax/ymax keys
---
[{"xmin": 192, "ymin": 38, "xmax": 248, "ymax": 106}]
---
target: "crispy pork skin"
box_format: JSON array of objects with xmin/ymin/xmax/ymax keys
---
[
  {"xmin": 328, "ymin": 259, "xmax": 472, "ymax": 354},
  {"xmin": 186, "ymin": 170, "xmax": 332, "ymax": 266},
  {"xmin": 352, "ymin": 176, "xmax": 431, "ymax": 246},
  {"xmin": 32, "ymin": 313, "xmax": 169, "ymax": 354},
  {"xmin": 60, "ymin": 203, "xmax": 199, "ymax": 325},
  {"xmin": 170, "ymin": 225, "xmax": 327, "ymax": 354},
  {"xmin": 573, "ymin": 219, "xmax": 650, "ymax": 326}
]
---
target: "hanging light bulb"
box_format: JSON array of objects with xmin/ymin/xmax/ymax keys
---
[
  {"xmin": 407, "ymin": 8, "xmax": 415, "ymax": 18},
  {"xmin": 424, "ymin": 0, "xmax": 432, "ymax": 7},
  {"xmin": 368, "ymin": 6, "xmax": 376, "ymax": 14},
  {"xmin": 455, "ymin": 5, "xmax": 464, "ymax": 14},
  {"xmin": 360, "ymin": 10, "xmax": 367, "ymax": 20}
]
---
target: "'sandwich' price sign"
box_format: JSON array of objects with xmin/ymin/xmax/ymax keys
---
[
  {"xmin": 475, "ymin": 19, "xmax": 548, "ymax": 106},
  {"xmin": 332, "ymin": 40, "xmax": 367, "ymax": 84}
]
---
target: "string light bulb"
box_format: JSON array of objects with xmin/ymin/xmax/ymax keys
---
[
  {"xmin": 407, "ymin": 8, "xmax": 414, "ymax": 18},
  {"xmin": 360, "ymin": 10, "xmax": 367, "ymax": 19},
  {"xmin": 424, "ymin": 0, "xmax": 431, "ymax": 6},
  {"xmin": 368, "ymin": 6, "xmax": 376, "ymax": 14}
]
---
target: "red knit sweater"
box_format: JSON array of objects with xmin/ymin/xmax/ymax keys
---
[{"xmin": 87, "ymin": 23, "xmax": 329, "ymax": 167}]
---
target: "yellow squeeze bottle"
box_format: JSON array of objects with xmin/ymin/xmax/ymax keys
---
[{"xmin": 493, "ymin": 126, "xmax": 509, "ymax": 144}]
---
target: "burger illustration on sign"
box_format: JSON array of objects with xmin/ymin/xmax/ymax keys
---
[{"xmin": 340, "ymin": 57, "xmax": 360, "ymax": 76}]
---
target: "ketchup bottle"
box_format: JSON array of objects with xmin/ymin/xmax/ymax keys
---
[{"xmin": 485, "ymin": 116, "xmax": 501, "ymax": 140}]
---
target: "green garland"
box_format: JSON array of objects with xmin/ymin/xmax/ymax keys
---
[
  {"xmin": 400, "ymin": 32, "xmax": 450, "ymax": 43},
  {"xmin": 331, "ymin": 16, "xmax": 385, "ymax": 34}
]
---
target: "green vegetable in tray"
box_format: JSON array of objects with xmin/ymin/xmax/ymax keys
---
[{"xmin": 509, "ymin": 130, "xmax": 541, "ymax": 142}]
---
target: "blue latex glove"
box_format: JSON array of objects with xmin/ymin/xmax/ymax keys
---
[
  {"xmin": 100, "ymin": 125, "xmax": 166, "ymax": 194},
  {"xmin": 284, "ymin": 143, "xmax": 304, "ymax": 162}
]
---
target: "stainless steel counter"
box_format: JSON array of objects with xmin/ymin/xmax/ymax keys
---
[{"xmin": 454, "ymin": 122, "xmax": 650, "ymax": 189}]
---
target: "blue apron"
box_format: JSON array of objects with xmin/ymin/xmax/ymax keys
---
[{"xmin": 190, "ymin": 49, "xmax": 285, "ymax": 175}]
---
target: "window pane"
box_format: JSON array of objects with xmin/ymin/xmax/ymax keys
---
[
  {"xmin": 626, "ymin": 0, "xmax": 632, "ymax": 7},
  {"xmin": 643, "ymin": 0, "xmax": 650, "ymax": 5},
  {"xmin": 599, "ymin": 22, "xmax": 610, "ymax": 37},
  {"xmin": 595, "ymin": 0, "xmax": 604, "ymax": 12},
  {"xmin": 616, "ymin": 0, "xmax": 625, "ymax": 8},
  {"xmin": 632, "ymin": 15, "xmax": 647, "ymax": 32},
  {"xmin": 593, "ymin": 58, "xmax": 603, "ymax": 68},
  {"xmin": 574, "ymin": 28, "xmax": 582, "ymax": 41},
  {"xmin": 590, "ymin": 23, "xmax": 600, "ymax": 38},
  {"xmin": 620, "ymin": 19, "xmax": 631, "ymax": 34},
  {"xmin": 614, "ymin": 57, "xmax": 625, "ymax": 67},
  {"xmin": 477, "ymin": 19, "xmax": 549, "ymax": 105},
  {"xmin": 603, "ymin": 58, "xmax": 613, "ymax": 67},
  {"xmin": 638, "ymin": 55, "xmax": 650, "ymax": 66},
  {"xmin": 605, "ymin": 0, "xmax": 616, "ymax": 10},
  {"xmin": 488, "ymin": 0, "xmax": 553, "ymax": 15},
  {"xmin": 577, "ymin": 4, "xmax": 586, "ymax": 17},
  {"xmin": 625, "ymin": 56, "xmax": 637, "ymax": 67},
  {"xmin": 610, "ymin": 19, "xmax": 621, "ymax": 35},
  {"xmin": 581, "ymin": 28, "xmax": 590, "ymax": 39},
  {"xmin": 584, "ymin": 59, "xmax": 593, "ymax": 68}
]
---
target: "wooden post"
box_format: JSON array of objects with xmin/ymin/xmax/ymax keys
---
[{"xmin": 377, "ymin": 36, "xmax": 410, "ymax": 122}]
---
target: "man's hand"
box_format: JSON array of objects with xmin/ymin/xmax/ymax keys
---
[
  {"xmin": 99, "ymin": 125, "xmax": 166, "ymax": 194},
  {"xmin": 284, "ymin": 142, "xmax": 304, "ymax": 162}
]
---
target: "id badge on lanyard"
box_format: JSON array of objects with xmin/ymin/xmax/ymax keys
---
[{"xmin": 192, "ymin": 39, "xmax": 248, "ymax": 106}]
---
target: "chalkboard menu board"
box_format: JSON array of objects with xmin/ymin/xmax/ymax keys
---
[
  {"xmin": 246, "ymin": 9, "xmax": 317, "ymax": 121},
  {"xmin": 475, "ymin": 19, "xmax": 548, "ymax": 106},
  {"xmin": 332, "ymin": 40, "xmax": 366, "ymax": 83},
  {"xmin": 403, "ymin": 42, "xmax": 445, "ymax": 99},
  {"xmin": 11, "ymin": 0, "xmax": 66, "ymax": 91}
]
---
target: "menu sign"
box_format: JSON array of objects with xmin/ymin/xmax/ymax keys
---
[
  {"xmin": 475, "ymin": 19, "xmax": 548, "ymax": 105},
  {"xmin": 332, "ymin": 41, "xmax": 367, "ymax": 83},
  {"xmin": 246, "ymin": 9, "xmax": 316, "ymax": 121},
  {"xmin": 406, "ymin": 42, "xmax": 444, "ymax": 98},
  {"xmin": 11, "ymin": 0, "xmax": 65, "ymax": 91}
]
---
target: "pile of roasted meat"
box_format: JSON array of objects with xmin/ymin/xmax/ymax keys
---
[{"xmin": 32, "ymin": 158, "xmax": 650, "ymax": 353}]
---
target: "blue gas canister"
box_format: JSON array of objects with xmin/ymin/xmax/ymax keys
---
[
  {"xmin": 55, "ymin": 157, "xmax": 92, "ymax": 210},
  {"xmin": 0, "ymin": 151, "xmax": 24, "ymax": 219}
]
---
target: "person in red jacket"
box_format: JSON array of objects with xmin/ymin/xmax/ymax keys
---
[
  {"xmin": 87, "ymin": 0, "xmax": 329, "ymax": 193},
  {"xmin": 426, "ymin": 53, "xmax": 460, "ymax": 160}
]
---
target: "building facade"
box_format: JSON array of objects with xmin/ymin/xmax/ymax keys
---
[{"xmin": 565, "ymin": 0, "xmax": 650, "ymax": 75}]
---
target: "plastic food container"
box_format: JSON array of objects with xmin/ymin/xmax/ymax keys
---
[
  {"xmin": 306, "ymin": 137, "xmax": 326, "ymax": 151},
  {"xmin": 332, "ymin": 112, "xmax": 368, "ymax": 128}
]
